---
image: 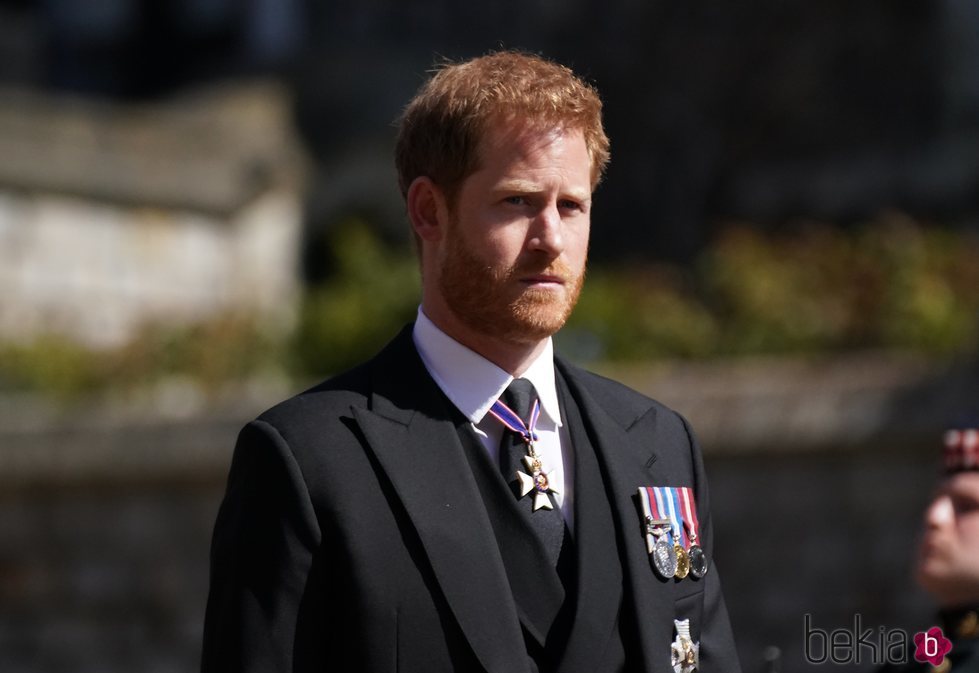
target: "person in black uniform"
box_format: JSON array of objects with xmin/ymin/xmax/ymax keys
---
[
  {"xmin": 881, "ymin": 426, "xmax": 979, "ymax": 673},
  {"xmin": 201, "ymin": 51, "xmax": 740, "ymax": 673}
]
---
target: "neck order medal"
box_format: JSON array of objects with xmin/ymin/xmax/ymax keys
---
[{"xmin": 489, "ymin": 397, "xmax": 559, "ymax": 511}]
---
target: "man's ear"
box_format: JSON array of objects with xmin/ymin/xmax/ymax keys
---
[{"xmin": 406, "ymin": 176, "xmax": 449, "ymax": 243}]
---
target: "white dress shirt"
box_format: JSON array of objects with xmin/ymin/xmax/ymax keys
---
[{"xmin": 412, "ymin": 308, "xmax": 574, "ymax": 529}]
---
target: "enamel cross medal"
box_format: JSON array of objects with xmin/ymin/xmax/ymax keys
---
[
  {"xmin": 516, "ymin": 448, "xmax": 559, "ymax": 511},
  {"xmin": 671, "ymin": 618, "xmax": 700, "ymax": 672},
  {"xmin": 488, "ymin": 396, "xmax": 559, "ymax": 511}
]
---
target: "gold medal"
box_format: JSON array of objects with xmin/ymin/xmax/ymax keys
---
[{"xmin": 674, "ymin": 542, "xmax": 690, "ymax": 579}]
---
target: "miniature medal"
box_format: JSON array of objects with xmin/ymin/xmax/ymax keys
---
[
  {"xmin": 653, "ymin": 535, "xmax": 679, "ymax": 578},
  {"xmin": 671, "ymin": 618, "xmax": 700, "ymax": 672},
  {"xmin": 643, "ymin": 515, "xmax": 672, "ymax": 554},
  {"xmin": 674, "ymin": 543, "xmax": 690, "ymax": 579},
  {"xmin": 679, "ymin": 487, "xmax": 709, "ymax": 579},
  {"xmin": 688, "ymin": 544, "xmax": 708, "ymax": 579},
  {"xmin": 666, "ymin": 488, "xmax": 690, "ymax": 579},
  {"xmin": 638, "ymin": 487, "xmax": 680, "ymax": 579}
]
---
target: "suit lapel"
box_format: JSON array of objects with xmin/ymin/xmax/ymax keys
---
[
  {"xmin": 557, "ymin": 359, "xmax": 676, "ymax": 673},
  {"xmin": 552, "ymin": 369, "xmax": 623, "ymax": 673},
  {"xmin": 351, "ymin": 329, "xmax": 530, "ymax": 673}
]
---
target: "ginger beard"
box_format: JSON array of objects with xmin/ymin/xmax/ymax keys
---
[{"xmin": 436, "ymin": 216, "xmax": 586, "ymax": 346}]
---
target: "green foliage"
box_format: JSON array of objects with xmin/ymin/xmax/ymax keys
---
[
  {"xmin": 0, "ymin": 315, "xmax": 283, "ymax": 399},
  {"xmin": 108, "ymin": 315, "xmax": 285, "ymax": 391},
  {"xmin": 562, "ymin": 268, "xmax": 718, "ymax": 360},
  {"xmin": 700, "ymin": 224, "xmax": 855, "ymax": 353},
  {"xmin": 699, "ymin": 214, "xmax": 979, "ymax": 357},
  {"xmin": 860, "ymin": 217, "xmax": 979, "ymax": 352},
  {"xmin": 568, "ymin": 213, "xmax": 978, "ymax": 361},
  {"xmin": 2, "ymin": 213, "xmax": 976, "ymax": 397},
  {"xmin": 0, "ymin": 337, "xmax": 104, "ymax": 397},
  {"xmin": 291, "ymin": 220, "xmax": 421, "ymax": 377}
]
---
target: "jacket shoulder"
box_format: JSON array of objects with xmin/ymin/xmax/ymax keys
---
[
  {"xmin": 252, "ymin": 360, "xmax": 372, "ymax": 435},
  {"xmin": 247, "ymin": 324, "xmax": 419, "ymax": 445}
]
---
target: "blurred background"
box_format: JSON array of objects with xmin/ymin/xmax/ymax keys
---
[{"xmin": 0, "ymin": 1, "xmax": 977, "ymax": 671}]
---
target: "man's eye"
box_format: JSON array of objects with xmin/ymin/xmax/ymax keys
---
[
  {"xmin": 953, "ymin": 497, "xmax": 979, "ymax": 516},
  {"xmin": 504, "ymin": 196, "xmax": 527, "ymax": 205},
  {"xmin": 559, "ymin": 200, "xmax": 582, "ymax": 212}
]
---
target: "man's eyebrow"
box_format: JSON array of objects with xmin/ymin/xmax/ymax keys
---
[
  {"xmin": 562, "ymin": 189, "xmax": 593, "ymax": 203},
  {"xmin": 494, "ymin": 180, "xmax": 591, "ymax": 202},
  {"xmin": 494, "ymin": 179, "xmax": 544, "ymax": 193}
]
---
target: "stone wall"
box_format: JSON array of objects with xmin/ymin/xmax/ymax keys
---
[
  {"xmin": 0, "ymin": 82, "xmax": 304, "ymax": 348},
  {"xmin": 0, "ymin": 190, "xmax": 300, "ymax": 348}
]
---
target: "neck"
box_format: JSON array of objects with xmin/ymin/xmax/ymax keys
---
[{"xmin": 421, "ymin": 302, "xmax": 549, "ymax": 377}]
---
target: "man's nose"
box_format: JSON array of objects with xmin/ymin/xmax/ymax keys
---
[
  {"xmin": 924, "ymin": 495, "xmax": 954, "ymax": 528},
  {"xmin": 527, "ymin": 204, "xmax": 564, "ymax": 256}
]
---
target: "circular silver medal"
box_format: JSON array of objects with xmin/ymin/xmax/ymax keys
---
[
  {"xmin": 688, "ymin": 544, "xmax": 708, "ymax": 578},
  {"xmin": 652, "ymin": 536, "xmax": 678, "ymax": 578}
]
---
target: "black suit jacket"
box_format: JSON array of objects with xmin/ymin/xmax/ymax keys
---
[{"xmin": 202, "ymin": 326, "xmax": 740, "ymax": 673}]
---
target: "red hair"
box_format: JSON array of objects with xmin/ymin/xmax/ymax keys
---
[{"xmin": 395, "ymin": 50, "xmax": 610, "ymax": 204}]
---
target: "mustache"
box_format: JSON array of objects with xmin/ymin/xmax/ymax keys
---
[{"xmin": 511, "ymin": 257, "xmax": 583, "ymax": 282}]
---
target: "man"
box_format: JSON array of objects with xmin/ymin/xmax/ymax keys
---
[
  {"xmin": 202, "ymin": 51, "xmax": 739, "ymax": 673},
  {"xmin": 882, "ymin": 427, "xmax": 979, "ymax": 672}
]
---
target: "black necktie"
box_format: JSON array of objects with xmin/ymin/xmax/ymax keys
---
[{"xmin": 499, "ymin": 378, "xmax": 565, "ymax": 566}]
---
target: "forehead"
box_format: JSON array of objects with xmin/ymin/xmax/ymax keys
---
[
  {"xmin": 476, "ymin": 116, "xmax": 585, "ymax": 165},
  {"xmin": 939, "ymin": 472, "xmax": 979, "ymax": 498}
]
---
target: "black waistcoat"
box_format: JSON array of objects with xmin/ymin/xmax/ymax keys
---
[{"xmin": 452, "ymin": 370, "xmax": 638, "ymax": 673}]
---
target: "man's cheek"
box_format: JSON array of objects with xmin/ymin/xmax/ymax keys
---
[{"xmin": 961, "ymin": 526, "xmax": 979, "ymax": 559}]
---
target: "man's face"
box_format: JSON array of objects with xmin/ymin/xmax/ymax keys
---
[
  {"xmin": 434, "ymin": 120, "xmax": 592, "ymax": 346},
  {"xmin": 917, "ymin": 472, "xmax": 979, "ymax": 606}
]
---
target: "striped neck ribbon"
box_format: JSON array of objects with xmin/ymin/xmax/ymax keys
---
[{"xmin": 488, "ymin": 397, "xmax": 541, "ymax": 445}]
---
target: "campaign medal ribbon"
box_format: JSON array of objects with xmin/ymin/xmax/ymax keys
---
[
  {"xmin": 678, "ymin": 486, "xmax": 708, "ymax": 578},
  {"xmin": 637, "ymin": 487, "xmax": 677, "ymax": 578},
  {"xmin": 663, "ymin": 488, "xmax": 690, "ymax": 579},
  {"xmin": 488, "ymin": 397, "xmax": 559, "ymax": 511}
]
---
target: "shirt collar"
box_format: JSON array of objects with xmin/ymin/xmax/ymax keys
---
[{"xmin": 412, "ymin": 307, "xmax": 563, "ymax": 428}]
